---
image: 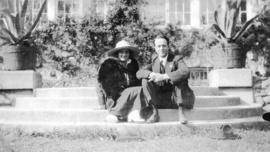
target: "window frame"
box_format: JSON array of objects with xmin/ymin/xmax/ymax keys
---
[
  {"xmin": 56, "ymin": 0, "xmax": 82, "ymax": 22},
  {"xmin": 174, "ymin": 0, "xmax": 191, "ymax": 26},
  {"xmin": 239, "ymin": 0, "xmax": 247, "ymax": 24},
  {"xmin": 94, "ymin": 0, "xmax": 107, "ymax": 19},
  {"xmin": 28, "ymin": 0, "xmax": 48, "ymax": 28},
  {"xmin": 139, "ymin": 0, "xmax": 167, "ymax": 26},
  {"xmin": 200, "ymin": 0, "xmax": 218, "ymax": 25}
]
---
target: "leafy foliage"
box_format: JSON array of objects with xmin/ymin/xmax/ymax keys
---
[
  {"xmin": 237, "ymin": 2, "xmax": 270, "ymax": 65},
  {"xmin": 0, "ymin": 0, "xmax": 47, "ymax": 46},
  {"xmin": 211, "ymin": 0, "xmax": 258, "ymax": 44},
  {"xmin": 33, "ymin": 0, "xmax": 213, "ymax": 82},
  {"xmin": 106, "ymin": 0, "xmax": 142, "ymax": 26},
  {"xmin": 34, "ymin": 17, "xmax": 211, "ymax": 76}
]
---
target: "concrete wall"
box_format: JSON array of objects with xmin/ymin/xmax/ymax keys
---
[{"xmin": 209, "ymin": 69, "xmax": 255, "ymax": 104}]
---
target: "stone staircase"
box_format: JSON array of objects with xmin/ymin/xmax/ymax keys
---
[
  {"xmin": 0, "ymin": 87, "xmax": 264, "ymax": 126},
  {"xmin": 0, "ymin": 69, "xmax": 268, "ymax": 137}
]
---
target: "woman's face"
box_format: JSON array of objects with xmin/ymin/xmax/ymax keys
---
[{"xmin": 118, "ymin": 49, "xmax": 130, "ymax": 61}]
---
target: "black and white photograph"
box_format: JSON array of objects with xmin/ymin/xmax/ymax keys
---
[{"xmin": 0, "ymin": 0, "xmax": 270, "ymax": 151}]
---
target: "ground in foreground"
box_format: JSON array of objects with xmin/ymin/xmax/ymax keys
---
[{"xmin": 1, "ymin": 129, "xmax": 270, "ymax": 152}]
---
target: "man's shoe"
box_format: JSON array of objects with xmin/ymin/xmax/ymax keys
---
[
  {"xmin": 179, "ymin": 118, "xmax": 188, "ymax": 124},
  {"xmin": 118, "ymin": 116, "xmax": 127, "ymax": 122},
  {"xmin": 179, "ymin": 106, "xmax": 188, "ymax": 124}
]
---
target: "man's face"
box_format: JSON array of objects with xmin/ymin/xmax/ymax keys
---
[{"xmin": 154, "ymin": 38, "xmax": 169, "ymax": 58}]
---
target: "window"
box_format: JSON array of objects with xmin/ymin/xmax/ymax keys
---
[
  {"xmin": 141, "ymin": 0, "xmax": 191, "ymax": 26},
  {"xmin": 95, "ymin": 0, "xmax": 107, "ymax": 19},
  {"xmin": 174, "ymin": 0, "xmax": 191, "ymax": 25},
  {"xmin": 0, "ymin": 0, "xmax": 9, "ymax": 9},
  {"xmin": 140, "ymin": 0, "xmax": 166, "ymax": 25},
  {"xmin": 166, "ymin": 0, "xmax": 191, "ymax": 26},
  {"xmin": 200, "ymin": 0, "xmax": 221, "ymax": 25},
  {"xmin": 200, "ymin": 0, "xmax": 247, "ymax": 26},
  {"xmin": 86, "ymin": 0, "xmax": 115, "ymax": 20},
  {"xmin": 239, "ymin": 0, "xmax": 247, "ymax": 24},
  {"xmin": 0, "ymin": 0, "xmax": 8, "ymax": 26},
  {"xmin": 31, "ymin": 0, "xmax": 48, "ymax": 26},
  {"xmin": 57, "ymin": 0, "xmax": 81, "ymax": 21}
]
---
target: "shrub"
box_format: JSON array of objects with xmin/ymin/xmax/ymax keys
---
[
  {"xmin": 33, "ymin": 0, "xmax": 214, "ymax": 87},
  {"xmin": 237, "ymin": 2, "xmax": 270, "ymax": 64}
]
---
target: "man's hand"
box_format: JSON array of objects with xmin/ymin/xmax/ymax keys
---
[
  {"xmin": 148, "ymin": 72, "xmax": 169, "ymax": 82},
  {"xmin": 148, "ymin": 72, "xmax": 157, "ymax": 82}
]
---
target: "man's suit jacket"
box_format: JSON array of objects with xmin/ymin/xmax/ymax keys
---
[
  {"xmin": 136, "ymin": 53, "xmax": 195, "ymax": 109},
  {"xmin": 136, "ymin": 53, "xmax": 189, "ymax": 85}
]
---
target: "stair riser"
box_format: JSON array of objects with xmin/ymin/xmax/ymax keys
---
[
  {"xmin": 185, "ymin": 107, "xmax": 263, "ymax": 120},
  {"xmin": 15, "ymin": 96, "xmax": 241, "ymax": 109},
  {"xmin": 35, "ymin": 88, "xmax": 97, "ymax": 97},
  {"xmin": 0, "ymin": 107, "xmax": 262, "ymax": 122},
  {"xmin": 35, "ymin": 87, "xmax": 223, "ymax": 97},
  {"xmin": 0, "ymin": 110, "xmax": 108, "ymax": 122},
  {"xmin": 159, "ymin": 107, "xmax": 262, "ymax": 121},
  {"xmin": 194, "ymin": 97, "xmax": 241, "ymax": 107},
  {"xmin": 15, "ymin": 98, "xmax": 100, "ymax": 109},
  {"xmin": 192, "ymin": 87, "xmax": 223, "ymax": 96}
]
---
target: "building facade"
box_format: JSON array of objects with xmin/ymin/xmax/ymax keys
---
[
  {"xmin": 0, "ymin": 0, "xmax": 262, "ymax": 28},
  {"xmin": 140, "ymin": 0, "xmax": 260, "ymax": 28}
]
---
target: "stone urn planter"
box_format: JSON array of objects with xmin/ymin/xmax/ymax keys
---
[
  {"xmin": 222, "ymin": 43, "xmax": 245, "ymax": 68},
  {"xmin": 210, "ymin": 43, "xmax": 245, "ymax": 69},
  {"xmin": 0, "ymin": 45, "xmax": 37, "ymax": 70},
  {"xmin": 0, "ymin": 0, "xmax": 46, "ymax": 70}
]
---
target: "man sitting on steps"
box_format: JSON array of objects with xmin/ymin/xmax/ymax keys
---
[{"xmin": 136, "ymin": 35, "xmax": 195, "ymax": 124}]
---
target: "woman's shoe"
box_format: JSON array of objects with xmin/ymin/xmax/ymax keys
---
[
  {"xmin": 128, "ymin": 110, "xmax": 145, "ymax": 123},
  {"xmin": 106, "ymin": 114, "xmax": 119, "ymax": 123}
]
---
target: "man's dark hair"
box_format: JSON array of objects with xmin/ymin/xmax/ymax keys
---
[{"xmin": 154, "ymin": 35, "xmax": 169, "ymax": 45}]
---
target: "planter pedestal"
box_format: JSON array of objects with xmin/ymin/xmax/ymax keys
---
[
  {"xmin": 0, "ymin": 70, "xmax": 42, "ymax": 105},
  {"xmin": 209, "ymin": 69, "xmax": 254, "ymax": 104}
]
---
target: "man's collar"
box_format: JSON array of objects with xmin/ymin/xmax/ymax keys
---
[
  {"xmin": 159, "ymin": 55, "xmax": 168, "ymax": 61},
  {"xmin": 152, "ymin": 53, "xmax": 175, "ymax": 62}
]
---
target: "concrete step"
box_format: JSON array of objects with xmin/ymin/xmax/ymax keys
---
[
  {"xmin": 0, "ymin": 117, "xmax": 268, "ymax": 138},
  {"xmin": 35, "ymin": 87, "xmax": 224, "ymax": 98},
  {"xmin": 188, "ymin": 105, "xmax": 262, "ymax": 120},
  {"xmin": 194, "ymin": 96, "xmax": 241, "ymax": 107},
  {"xmin": 15, "ymin": 95, "xmax": 241, "ymax": 109},
  {"xmin": 0, "ymin": 104, "xmax": 262, "ymax": 122},
  {"xmin": 15, "ymin": 97, "xmax": 100, "ymax": 109},
  {"xmin": 35, "ymin": 87, "xmax": 97, "ymax": 98},
  {"xmin": 160, "ymin": 104, "xmax": 262, "ymax": 121},
  {"xmin": 0, "ymin": 108, "xmax": 108, "ymax": 122},
  {"xmin": 191, "ymin": 86, "xmax": 224, "ymax": 96}
]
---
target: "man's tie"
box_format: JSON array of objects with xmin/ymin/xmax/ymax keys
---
[{"xmin": 160, "ymin": 60, "xmax": 165, "ymax": 74}]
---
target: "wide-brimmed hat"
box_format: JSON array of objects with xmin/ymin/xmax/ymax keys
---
[
  {"xmin": 263, "ymin": 112, "xmax": 270, "ymax": 121},
  {"xmin": 107, "ymin": 40, "xmax": 139, "ymax": 57}
]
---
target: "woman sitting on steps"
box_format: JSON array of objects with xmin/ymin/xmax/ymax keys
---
[{"xmin": 96, "ymin": 40, "xmax": 158, "ymax": 123}]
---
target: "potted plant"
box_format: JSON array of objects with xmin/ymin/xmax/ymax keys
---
[
  {"xmin": 210, "ymin": 0, "xmax": 259, "ymax": 68},
  {"xmin": 0, "ymin": 0, "xmax": 47, "ymax": 70}
]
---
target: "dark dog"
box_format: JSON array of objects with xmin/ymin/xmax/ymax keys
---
[
  {"xmin": 97, "ymin": 57, "xmax": 127, "ymax": 101},
  {"xmin": 263, "ymin": 112, "xmax": 270, "ymax": 121}
]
